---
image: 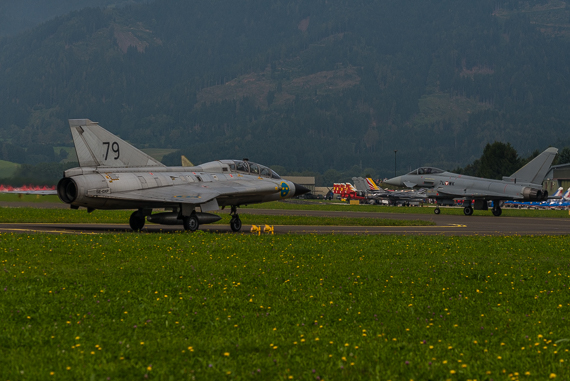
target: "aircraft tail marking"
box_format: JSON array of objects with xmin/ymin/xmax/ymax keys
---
[
  {"xmin": 552, "ymin": 187, "xmax": 564, "ymax": 198},
  {"xmin": 366, "ymin": 178, "xmax": 380, "ymax": 191},
  {"xmin": 563, "ymin": 188, "xmax": 570, "ymax": 201},
  {"xmin": 69, "ymin": 119, "xmax": 165, "ymax": 168},
  {"xmin": 509, "ymin": 147, "xmax": 558, "ymax": 185}
]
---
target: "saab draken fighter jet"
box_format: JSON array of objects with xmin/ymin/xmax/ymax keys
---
[
  {"xmin": 384, "ymin": 147, "xmax": 558, "ymax": 216},
  {"xmin": 57, "ymin": 119, "xmax": 309, "ymax": 231}
]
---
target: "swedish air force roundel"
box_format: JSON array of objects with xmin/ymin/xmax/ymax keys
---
[{"xmin": 280, "ymin": 182, "xmax": 290, "ymax": 198}]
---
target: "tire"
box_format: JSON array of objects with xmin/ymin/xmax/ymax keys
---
[
  {"xmin": 463, "ymin": 206, "xmax": 474, "ymax": 216},
  {"xmin": 230, "ymin": 216, "xmax": 242, "ymax": 232},
  {"xmin": 434, "ymin": 208, "xmax": 441, "ymax": 215},
  {"xmin": 492, "ymin": 207, "xmax": 502, "ymax": 217},
  {"xmin": 129, "ymin": 211, "xmax": 145, "ymax": 231},
  {"xmin": 183, "ymin": 215, "xmax": 199, "ymax": 231}
]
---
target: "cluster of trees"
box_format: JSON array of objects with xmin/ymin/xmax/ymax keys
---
[
  {"xmin": 0, "ymin": 0, "xmax": 569, "ymax": 178},
  {"xmin": 453, "ymin": 142, "xmax": 570, "ymax": 180},
  {"xmin": 0, "ymin": 143, "xmax": 67, "ymax": 164},
  {"xmin": 3, "ymin": 141, "xmax": 570, "ymax": 187}
]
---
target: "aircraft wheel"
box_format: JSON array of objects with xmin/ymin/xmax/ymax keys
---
[
  {"xmin": 183, "ymin": 214, "xmax": 199, "ymax": 232},
  {"xmin": 434, "ymin": 208, "xmax": 441, "ymax": 215},
  {"xmin": 129, "ymin": 211, "xmax": 145, "ymax": 231},
  {"xmin": 230, "ymin": 215, "xmax": 242, "ymax": 232},
  {"xmin": 492, "ymin": 206, "xmax": 502, "ymax": 217},
  {"xmin": 463, "ymin": 206, "xmax": 474, "ymax": 216}
]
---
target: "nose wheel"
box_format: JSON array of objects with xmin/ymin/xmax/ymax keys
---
[
  {"xmin": 230, "ymin": 215, "xmax": 242, "ymax": 232},
  {"xmin": 230, "ymin": 206, "xmax": 242, "ymax": 232}
]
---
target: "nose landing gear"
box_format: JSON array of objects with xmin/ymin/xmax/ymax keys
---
[{"xmin": 230, "ymin": 205, "xmax": 242, "ymax": 232}]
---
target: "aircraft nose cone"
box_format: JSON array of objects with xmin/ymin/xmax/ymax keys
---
[
  {"xmin": 384, "ymin": 176, "xmax": 402, "ymax": 186},
  {"xmin": 293, "ymin": 183, "xmax": 311, "ymax": 197}
]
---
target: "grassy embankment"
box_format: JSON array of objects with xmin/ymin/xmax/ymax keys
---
[{"xmin": 1, "ymin": 233, "xmax": 569, "ymax": 379}]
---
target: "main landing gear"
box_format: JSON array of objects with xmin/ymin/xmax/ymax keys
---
[
  {"xmin": 183, "ymin": 212, "xmax": 199, "ymax": 232},
  {"xmin": 492, "ymin": 202, "xmax": 502, "ymax": 217},
  {"xmin": 229, "ymin": 205, "xmax": 242, "ymax": 232}
]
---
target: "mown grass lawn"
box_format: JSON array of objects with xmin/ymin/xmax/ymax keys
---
[
  {"xmin": 1, "ymin": 233, "xmax": 569, "ymax": 380},
  {"xmin": 0, "ymin": 207, "xmax": 433, "ymax": 227}
]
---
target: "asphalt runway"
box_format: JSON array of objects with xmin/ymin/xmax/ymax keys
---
[{"xmin": 0, "ymin": 205, "xmax": 569, "ymax": 235}]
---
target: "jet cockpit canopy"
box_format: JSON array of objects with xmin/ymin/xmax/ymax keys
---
[
  {"xmin": 408, "ymin": 167, "xmax": 445, "ymax": 175},
  {"xmin": 227, "ymin": 160, "xmax": 281, "ymax": 179}
]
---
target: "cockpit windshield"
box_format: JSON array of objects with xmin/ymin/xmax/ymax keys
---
[
  {"xmin": 407, "ymin": 167, "xmax": 445, "ymax": 175},
  {"xmin": 233, "ymin": 160, "xmax": 281, "ymax": 179}
]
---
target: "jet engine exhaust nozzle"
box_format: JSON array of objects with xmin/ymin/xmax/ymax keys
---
[
  {"xmin": 522, "ymin": 187, "xmax": 548, "ymax": 201},
  {"xmin": 57, "ymin": 177, "xmax": 78, "ymax": 204}
]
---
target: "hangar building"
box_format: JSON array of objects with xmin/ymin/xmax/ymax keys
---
[{"xmin": 543, "ymin": 163, "xmax": 570, "ymax": 194}]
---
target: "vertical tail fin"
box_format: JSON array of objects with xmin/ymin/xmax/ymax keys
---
[
  {"xmin": 366, "ymin": 178, "xmax": 380, "ymax": 191},
  {"xmin": 69, "ymin": 119, "xmax": 165, "ymax": 168},
  {"xmin": 181, "ymin": 155, "xmax": 194, "ymax": 167},
  {"xmin": 351, "ymin": 177, "xmax": 368, "ymax": 192},
  {"xmin": 509, "ymin": 147, "xmax": 557, "ymax": 185},
  {"xmin": 563, "ymin": 188, "xmax": 570, "ymax": 201},
  {"xmin": 552, "ymin": 187, "xmax": 564, "ymax": 198}
]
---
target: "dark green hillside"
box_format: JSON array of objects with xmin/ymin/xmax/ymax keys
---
[
  {"xmin": 0, "ymin": 0, "xmax": 569, "ymax": 178},
  {"xmin": 0, "ymin": 0, "xmax": 149, "ymax": 36}
]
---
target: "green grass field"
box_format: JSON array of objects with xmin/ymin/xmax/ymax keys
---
[
  {"xmin": 0, "ymin": 160, "xmax": 19, "ymax": 179},
  {"xmin": 0, "ymin": 207, "xmax": 434, "ymax": 227},
  {"xmin": 1, "ymin": 194, "xmax": 568, "ymax": 219},
  {"xmin": 1, "ymin": 233, "xmax": 569, "ymax": 380}
]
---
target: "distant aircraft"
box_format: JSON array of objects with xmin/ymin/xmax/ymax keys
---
[
  {"xmin": 504, "ymin": 186, "xmax": 566, "ymax": 209},
  {"xmin": 352, "ymin": 177, "xmax": 427, "ymax": 205},
  {"xmin": 0, "ymin": 184, "xmax": 56, "ymax": 195},
  {"xmin": 384, "ymin": 147, "xmax": 558, "ymax": 216},
  {"xmin": 57, "ymin": 119, "xmax": 309, "ymax": 231}
]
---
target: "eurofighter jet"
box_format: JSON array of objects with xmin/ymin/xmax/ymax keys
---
[
  {"xmin": 384, "ymin": 147, "xmax": 558, "ymax": 216},
  {"xmin": 57, "ymin": 119, "xmax": 310, "ymax": 231}
]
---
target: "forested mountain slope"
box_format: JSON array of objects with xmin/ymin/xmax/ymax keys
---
[
  {"xmin": 1, "ymin": 0, "xmax": 569, "ymax": 177},
  {"xmin": 0, "ymin": 0, "xmax": 149, "ymax": 36}
]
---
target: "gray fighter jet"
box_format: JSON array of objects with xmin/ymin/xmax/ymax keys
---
[
  {"xmin": 57, "ymin": 119, "xmax": 310, "ymax": 231},
  {"xmin": 384, "ymin": 147, "xmax": 558, "ymax": 216}
]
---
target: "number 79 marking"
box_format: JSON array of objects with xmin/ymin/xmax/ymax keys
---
[{"xmin": 103, "ymin": 142, "xmax": 120, "ymax": 160}]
